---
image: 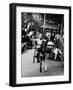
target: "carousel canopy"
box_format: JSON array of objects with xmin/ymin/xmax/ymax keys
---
[{"xmin": 41, "ymin": 24, "xmax": 59, "ymax": 30}]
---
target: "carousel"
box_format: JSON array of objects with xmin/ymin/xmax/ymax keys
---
[{"xmin": 33, "ymin": 14, "xmax": 62, "ymax": 72}]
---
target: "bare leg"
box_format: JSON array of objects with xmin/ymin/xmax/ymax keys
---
[
  {"xmin": 33, "ymin": 56, "xmax": 35, "ymax": 63},
  {"xmin": 33, "ymin": 50, "xmax": 37, "ymax": 63},
  {"xmin": 33, "ymin": 50, "xmax": 36, "ymax": 63},
  {"xmin": 55, "ymin": 54, "xmax": 57, "ymax": 60},
  {"xmin": 44, "ymin": 61, "xmax": 47, "ymax": 72}
]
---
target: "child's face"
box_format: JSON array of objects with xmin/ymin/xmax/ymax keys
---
[{"xmin": 39, "ymin": 34, "xmax": 42, "ymax": 39}]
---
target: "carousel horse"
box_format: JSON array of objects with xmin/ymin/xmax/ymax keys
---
[{"xmin": 53, "ymin": 34, "xmax": 64, "ymax": 61}]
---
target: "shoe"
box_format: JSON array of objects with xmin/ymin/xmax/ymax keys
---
[{"xmin": 45, "ymin": 70, "xmax": 47, "ymax": 72}]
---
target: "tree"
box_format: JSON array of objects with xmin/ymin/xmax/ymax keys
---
[{"xmin": 32, "ymin": 13, "xmax": 44, "ymax": 26}]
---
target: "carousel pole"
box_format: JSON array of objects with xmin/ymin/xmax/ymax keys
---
[
  {"xmin": 43, "ymin": 13, "xmax": 45, "ymax": 38},
  {"xmin": 60, "ymin": 16, "xmax": 63, "ymax": 36}
]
